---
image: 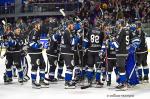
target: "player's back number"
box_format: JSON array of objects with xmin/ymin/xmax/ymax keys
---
[{"xmin": 90, "ymin": 34, "xmax": 99, "ymax": 43}]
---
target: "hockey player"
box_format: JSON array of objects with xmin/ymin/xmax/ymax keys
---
[
  {"xmin": 81, "ymin": 19, "xmax": 90, "ymax": 76},
  {"xmin": 12, "ymin": 28, "xmax": 30, "ymax": 81},
  {"xmin": 73, "ymin": 19, "xmax": 90, "ymax": 85},
  {"xmin": 135, "ymin": 21, "xmax": 149, "ymax": 83},
  {"xmin": 59, "ymin": 21, "xmax": 78, "ymax": 89},
  {"xmin": 73, "ymin": 18, "xmax": 82, "ymax": 82},
  {"xmin": 20, "ymin": 32, "xmax": 30, "ymax": 82},
  {"xmin": 21, "ymin": 50, "xmax": 30, "ymax": 82},
  {"xmin": 84, "ymin": 21, "xmax": 105, "ymax": 88},
  {"xmin": 105, "ymin": 25, "xmax": 119, "ymax": 86},
  {"xmin": 111, "ymin": 20, "xmax": 140, "ymax": 89},
  {"xmin": 28, "ymin": 20, "xmax": 49, "ymax": 89},
  {"xmin": 3, "ymin": 25, "xmax": 24, "ymax": 84},
  {"xmin": 47, "ymin": 23, "xmax": 64, "ymax": 80},
  {"xmin": 57, "ymin": 28, "xmax": 65, "ymax": 80},
  {"xmin": 46, "ymin": 28, "xmax": 61, "ymax": 82}
]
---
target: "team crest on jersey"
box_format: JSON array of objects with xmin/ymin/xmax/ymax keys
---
[
  {"xmin": 36, "ymin": 59, "xmax": 40, "ymax": 65},
  {"xmin": 71, "ymin": 60, "xmax": 74, "ymax": 66},
  {"xmin": 54, "ymin": 60, "xmax": 57, "ymax": 66}
]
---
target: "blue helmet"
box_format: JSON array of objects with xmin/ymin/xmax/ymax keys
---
[{"xmin": 130, "ymin": 24, "xmax": 136, "ymax": 32}]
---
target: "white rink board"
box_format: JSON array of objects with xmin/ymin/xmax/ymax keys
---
[{"xmin": 0, "ymin": 38, "xmax": 150, "ymax": 99}]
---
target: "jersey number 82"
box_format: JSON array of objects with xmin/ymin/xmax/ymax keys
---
[{"xmin": 90, "ymin": 34, "xmax": 100, "ymax": 44}]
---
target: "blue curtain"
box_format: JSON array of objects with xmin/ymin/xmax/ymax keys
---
[{"xmin": 0, "ymin": 0, "xmax": 15, "ymax": 5}]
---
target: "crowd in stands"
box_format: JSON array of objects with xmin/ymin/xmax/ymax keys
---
[{"xmin": 78, "ymin": 0, "xmax": 150, "ymax": 23}]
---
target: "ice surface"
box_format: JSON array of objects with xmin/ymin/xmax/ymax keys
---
[{"xmin": 0, "ymin": 38, "xmax": 150, "ymax": 99}]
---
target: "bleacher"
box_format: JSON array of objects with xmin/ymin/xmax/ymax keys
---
[{"xmin": 0, "ymin": 0, "xmax": 77, "ymax": 19}]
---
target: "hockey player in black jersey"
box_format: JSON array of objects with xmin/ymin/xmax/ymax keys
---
[
  {"xmin": 104, "ymin": 25, "xmax": 119, "ymax": 86},
  {"xmin": 111, "ymin": 20, "xmax": 141, "ymax": 89},
  {"xmin": 59, "ymin": 21, "xmax": 79, "ymax": 89},
  {"xmin": 84, "ymin": 21, "xmax": 105, "ymax": 88},
  {"xmin": 3, "ymin": 24, "xmax": 24, "ymax": 84},
  {"xmin": 72, "ymin": 19, "xmax": 82, "ymax": 83},
  {"xmin": 75, "ymin": 19, "xmax": 90, "ymax": 83},
  {"xmin": 45, "ymin": 28, "xmax": 61, "ymax": 82},
  {"xmin": 28, "ymin": 21, "xmax": 49, "ymax": 89},
  {"xmin": 72, "ymin": 29, "xmax": 82, "ymax": 83},
  {"xmin": 11, "ymin": 27, "xmax": 30, "ymax": 81},
  {"xmin": 135, "ymin": 22, "xmax": 149, "ymax": 83}
]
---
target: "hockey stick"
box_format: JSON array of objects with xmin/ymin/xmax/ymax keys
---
[
  {"xmin": 60, "ymin": 9, "xmax": 66, "ymax": 17},
  {"xmin": 44, "ymin": 57, "xmax": 51, "ymax": 81},
  {"xmin": 80, "ymin": 77, "xmax": 94, "ymax": 89},
  {"xmin": 0, "ymin": 19, "xmax": 7, "ymax": 57},
  {"xmin": 0, "ymin": 37, "xmax": 2, "ymax": 57},
  {"xmin": 24, "ymin": 56, "xmax": 30, "ymax": 80},
  {"xmin": 81, "ymin": 84, "xmax": 91, "ymax": 89},
  {"xmin": 105, "ymin": 39, "xmax": 109, "ymax": 82},
  {"xmin": 0, "ymin": 41, "xmax": 3, "ymax": 57}
]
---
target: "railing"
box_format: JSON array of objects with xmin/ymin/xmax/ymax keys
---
[
  {"xmin": 0, "ymin": 2, "xmax": 78, "ymax": 18},
  {"xmin": 0, "ymin": 5, "xmax": 15, "ymax": 14},
  {"xmin": 21, "ymin": 2, "xmax": 78, "ymax": 13}
]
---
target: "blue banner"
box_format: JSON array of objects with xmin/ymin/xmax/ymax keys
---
[{"xmin": 0, "ymin": 0, "xmax": 15, "ymax": 5}]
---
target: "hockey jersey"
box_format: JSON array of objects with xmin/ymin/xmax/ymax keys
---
[
  {"xmin": 115, "ymin": 27, "xmax": 140, "ymax": 55},
  {"xmin": 28, "ymin": 29, "xmax": 42, "ymax": 53},
  {"xmin": 136, "ymin": 30, "xmax": 148, "ymax": 53},
  {"xmin": 87, "ymin": 27, "xmax": 104, "ymax": 52}
]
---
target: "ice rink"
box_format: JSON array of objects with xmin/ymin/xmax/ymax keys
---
[{"xmin": 0, "ymin": 38, "xmax": 150, "ymax": 99}]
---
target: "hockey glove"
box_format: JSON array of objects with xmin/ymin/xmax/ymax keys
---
[
  {"xmin": 8, "ymin": 40, "xmax": 17, "ymax": 47},
  {"xmin": 109, "ymin": 41, "xmax": 119, "ymax": 49},
  {"xmin": 71, "ymin": 36, "xmax": 80, "ymax": 46},
  {"xmin": 29, "ymin": 42, "xmax": 41, "ymax": 49},
  {"xmin": 82, "ymin": 38, "xmax": 89, "ymax": 49}
]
